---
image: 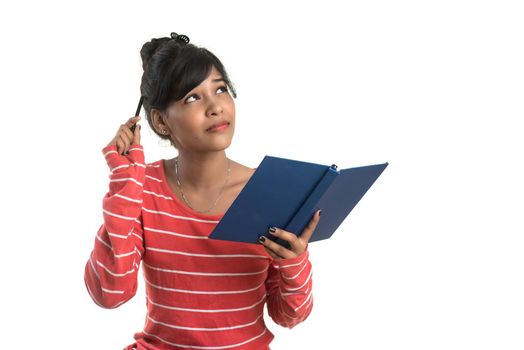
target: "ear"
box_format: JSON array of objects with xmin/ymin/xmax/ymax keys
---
[{"xmin": 151, "ymin": 108, "xmax": 171, "ymax": 136}]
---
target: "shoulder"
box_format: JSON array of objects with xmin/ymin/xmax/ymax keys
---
[
  {"xmin": 229, "ymin": 160, "xmax": 256, "ymax": 190},
  {"xmin": 144, "ymin": 159, "xmax": 164, "ymax": 182}
]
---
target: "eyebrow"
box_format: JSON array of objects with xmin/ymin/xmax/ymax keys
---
[{"xmin": 182, "ymin": 78, "xmax": 227, "ymax": 100}]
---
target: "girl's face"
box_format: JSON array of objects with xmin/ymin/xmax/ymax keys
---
[{"xmin": 162, "ymin": 66, "xmax": 236, "ymax": 153}]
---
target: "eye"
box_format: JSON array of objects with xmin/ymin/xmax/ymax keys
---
[
  {"xmin": 217, "ymin": 86, "xmax": 228, "ymax": 94},
  {"xmin": 185, "ymin": 94, "xmax": 198, "ymax": 103}
]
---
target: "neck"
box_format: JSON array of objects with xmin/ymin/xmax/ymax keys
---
[{"xmin": 175, "ymin": 150, "xmax": 230, "ymax": 192}]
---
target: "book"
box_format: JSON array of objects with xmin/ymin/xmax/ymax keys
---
[{"xmin": 208, "ymin": 155, "xmax": 388, "ymax": 246}]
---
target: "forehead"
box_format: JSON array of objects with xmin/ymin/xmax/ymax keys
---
[{"xmin": 206, "ymin": 66, "xmax": 223, "ymax": 81}]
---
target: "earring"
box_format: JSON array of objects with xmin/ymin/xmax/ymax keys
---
[{"xmin": 161, "ymin": 129, "xmax": 168, "ymax": 135}]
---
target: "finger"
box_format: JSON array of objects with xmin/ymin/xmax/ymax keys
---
[
  {"xmin": 115, "ymin": 138, "xmax": 125, "ymax": 155},
  {"xmin": 118, "ymin": 134, "xmax": 131, "ymax": 155},
  {"xmin": 120, "ymin": 124, "xmax": 134, "ymax": 141},
  {"xmin": 258, "ymin": 236, "xmax": 295, "ymax": 260},
  {"xmin": 125, "ymin": 116, "xmax": 141, "ymax": 129},
  {"xmin": 263, "ymin": 246, "xmax": 280, "ymax": 260},
  {"xmin": 133, "ymin": 124, "xmax": 141, "ymax": 145},
  {"xmin": 267, "ymin": 227, "xmax": 300, "ymax": 251},
  {"xmin": 299, "ymin": 210, "xmax": 322, "ymax": 244}
]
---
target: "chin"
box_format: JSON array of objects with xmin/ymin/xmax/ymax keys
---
[{"xmin": 196, "ymin": 138, "xmax": 233, "ymax": 153}]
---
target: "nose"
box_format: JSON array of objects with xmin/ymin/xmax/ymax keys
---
[{"xmin": 206, "ymin": 97, "xmax": 223, "ymax": 117}]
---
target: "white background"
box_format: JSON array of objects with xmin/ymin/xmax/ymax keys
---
[{"xmin": 1, "ymin": 1, "xmax": 523, "ymax": 349}]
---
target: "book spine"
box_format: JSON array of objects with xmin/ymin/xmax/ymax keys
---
[{"xmin": 285, "ymin": 165, "xmax": 339, "ymax": 236}]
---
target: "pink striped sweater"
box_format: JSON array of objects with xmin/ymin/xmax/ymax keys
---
[{"xmin": 84, "ymin": 144, "xmax": 314, "ymax": 349}]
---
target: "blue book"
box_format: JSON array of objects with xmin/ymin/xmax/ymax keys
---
[{"xmin": 208, "ymin": 156, "xmax": 388, "ymax": 246}]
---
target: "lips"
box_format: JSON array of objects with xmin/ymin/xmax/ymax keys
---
[{"xmin": 206, "ymin": 121, "xmax": 230, "ymax": 132}]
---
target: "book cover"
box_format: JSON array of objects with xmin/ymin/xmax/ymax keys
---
[{"xmin": 208, "ymin": 155, "xmax": 388, "ymax": 245}]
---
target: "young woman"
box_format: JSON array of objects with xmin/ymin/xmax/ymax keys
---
[{"xmin": 85, "ymin": 32, "xmax": 321, "ymax": 350}]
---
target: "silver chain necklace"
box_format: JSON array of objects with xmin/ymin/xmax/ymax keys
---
[{"xmin": 174, "ymin": 157, "xmax": 231, "ymax": 214}]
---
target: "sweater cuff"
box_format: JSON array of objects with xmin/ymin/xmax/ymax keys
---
[
  {"xmin": 102, "ymin": 144, "xmax": 145, "ymax": 172},
  {"xmin": 272, "ymin": 250, "xmax": 309, "ymax": 273}
]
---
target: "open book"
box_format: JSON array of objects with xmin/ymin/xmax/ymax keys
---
[{"xmin": 208, "ymin": 155, "xmax": 388, "ymax": 246}]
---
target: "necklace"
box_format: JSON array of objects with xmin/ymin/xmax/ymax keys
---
[{"xmin": 174, "ymin": 157, "xmax": 231, "ymax": 214}]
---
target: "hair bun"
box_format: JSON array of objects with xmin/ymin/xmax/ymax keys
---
[
  {"xmin": 140, "ymin": 37, "xmax": 170, "ymax": 70},
  {"xmin": 140, "ymin": 33, "xmax": 191, "ymax": 70}
]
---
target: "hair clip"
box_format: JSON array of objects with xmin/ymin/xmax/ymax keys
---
[{"xmin": 170, "ymin": 32, "xmax": 190, "ymax": 44}]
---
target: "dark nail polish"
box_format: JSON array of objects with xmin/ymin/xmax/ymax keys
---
[
  {"xmin": 268, "ymin": 227, "xmax": 276, "ymax": 234},
  {"xmin": 258, "ymin": 236, "xmax": 266, "ymax": 243}
]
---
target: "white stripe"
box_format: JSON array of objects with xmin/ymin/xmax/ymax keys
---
[
  {"xmin": 283, "ymin": 270, "xmax": 313, "ymax": 292},
  {"xmin": 147, "ymin": 314, "xmax": 263, "ymax": 332},
  {"xmin": 101, "ymin": 287, "xmax": 125, "ymax": 294},
  {"xmin": 97, "ymin": 232, "xmax": 140, "ymax": 258},
  {"xmin": 146, "ymin": 246, "xmax": 268, "ymax": 259},
  {"xmin": 281, "ymin": 287, "xmax": 308, "ymax": 297},
  {"xmin": 107, "ymin": 227, "xmax": 134, "ymax": 239},
  {"xmin": 96, "ymin": 260, "xmax": 136, "ymax": 277},
  {"xmin": 147, "ymin": 164, "xmax": 160, "ymax": 168},
  {"xmin": 280, "ymin": 297, "xmax": 313, "ymax": 320},
  {"xmin": 114, "ymin": 193, "xmax": 143, "ymax": 204},
  {"xmin": 114, "ymin": 248, "xmax": 137, "ymax": 258},
  {"xmin": 110, "ymin": 162, "xmax": 146, "ymax": 172},
  {"xmin": 132, "ymin": 231, "xmax": 143, "ymax": 241},
  {"xmin": 128, "ymin": 147, "xmax": 143, "ymax": 152},
  {"xmin": 281, "ymin": 303, "xmax": 298, "ymax": 320},
  {"xmin": 143, "ymin": 262, "xmax": 267, "ymax": 277},
  {"xmin": 86, "ymin": 282, "xmax": 125, "ymax": 307},
  {"xmin": 142, "ymin": 328, "xmax": 267, "ymax": 350},
  {"xmin": 282, "ymin": 285, "xmax": 309, "ymax": 296},
  {"xmin": 142, "ymin": 207, "xmax": 219, "ymax": 224},
  {"xmin": 144, "ymin": 190, "xmax": 173, "ymax": 200},
  {"xmin": 147, "ymin": 294, "xmax": 266, "ymax": 313},
  {"xmin": 109, "ymin": 177, "xmax": 143, "ymax": 187},
  {"xmin": 89, "ymin": 256, "xmax": 100, "ymax": 279},
  {"xmin": 145, "ymin": 175, "xmax": 162, "ymax": 182},
  {"xmin": 144, "ymin": 277, "xmax": 264, "ymax": 295},
  {"xmin": 103, "ymin": 209, "xmax": 136, "ymax": 221},
  {"xmin": 294, "ymin": 291, "xmax": 313, "ymax": 312},
  {"xmin": 103, "ymin": 150, "xmax": 118, "ymax": 157},
  {"xmin": 144, "ymin": 226, "xmax": 208, "ymax": 240},
  {"xmin": 282, "ymin": 259, "xmax": 309, "ymax": 280},
  {"xmin": 111, "ymin": 164, "xmax": 129, "ymax": 172},
  {"xmin": 96, "ymin": 235, "xmax": 112, "ymax": 250},
  {"xmin": 107, "ymin": 231, "xmax": 128, "ymax": 239},
  {"xmin": 272, "ymin": 251, "xmax": 309, "ymax": 269}
]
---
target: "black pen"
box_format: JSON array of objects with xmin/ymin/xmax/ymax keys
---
[{"xmin": 131, "ymin": 96, "xmax": 144, "ymax": 133}]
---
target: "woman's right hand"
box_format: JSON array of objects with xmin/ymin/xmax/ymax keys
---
[{"xmin": 107, "ymin": 116, "xmax": 141, "ymax": 155}]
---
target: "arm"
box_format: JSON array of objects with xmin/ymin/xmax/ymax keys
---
[
  {"xmin": 265, "ymin": 250, "xmax": 314, "ymax": 328},
  {"xmin": 259, "ymin": 210, "xmax": 320, "ymax": 328},
  {"xmin": 84, "ymin": 117, "xmax": 145, "ymax": 309}
]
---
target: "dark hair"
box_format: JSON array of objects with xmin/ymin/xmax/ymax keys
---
[{"xmin": 139, "ymin": 35, "xmax": 237, "ymax": 140}]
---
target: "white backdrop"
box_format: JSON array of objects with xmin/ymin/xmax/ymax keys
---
[{"xmin": 1, "ymin": 1, "xmax": 523, "ymax": 349}]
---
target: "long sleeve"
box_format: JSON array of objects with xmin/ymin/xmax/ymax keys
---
[
  {"xmin": 84, "ymin": 144, "xmax": 146, "ymax": 309},
  {"xmin": 265, "ymin": 249, "xmax": 314, "ymax": 328}
]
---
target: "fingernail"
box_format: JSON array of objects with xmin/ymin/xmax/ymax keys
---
[
  {"xmin": 258, "ymin": 236, "xmax": 266, "ymax": 243},
  {"xmin": 268, "ymin": 227, "xmax": 276, "ymax": 234},
  {"xmin": 319, "ymin": 210, "xmax": 322, "ymax": 216}
]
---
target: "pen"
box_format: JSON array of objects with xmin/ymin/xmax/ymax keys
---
[{"xmin": 131, "ymin": 96, "xmax": 144, "ymax": 133}]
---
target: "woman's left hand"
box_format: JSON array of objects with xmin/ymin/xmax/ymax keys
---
[{"xmin": 259, "ymin": 210, "xmax": 321, "ymax": 260}]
